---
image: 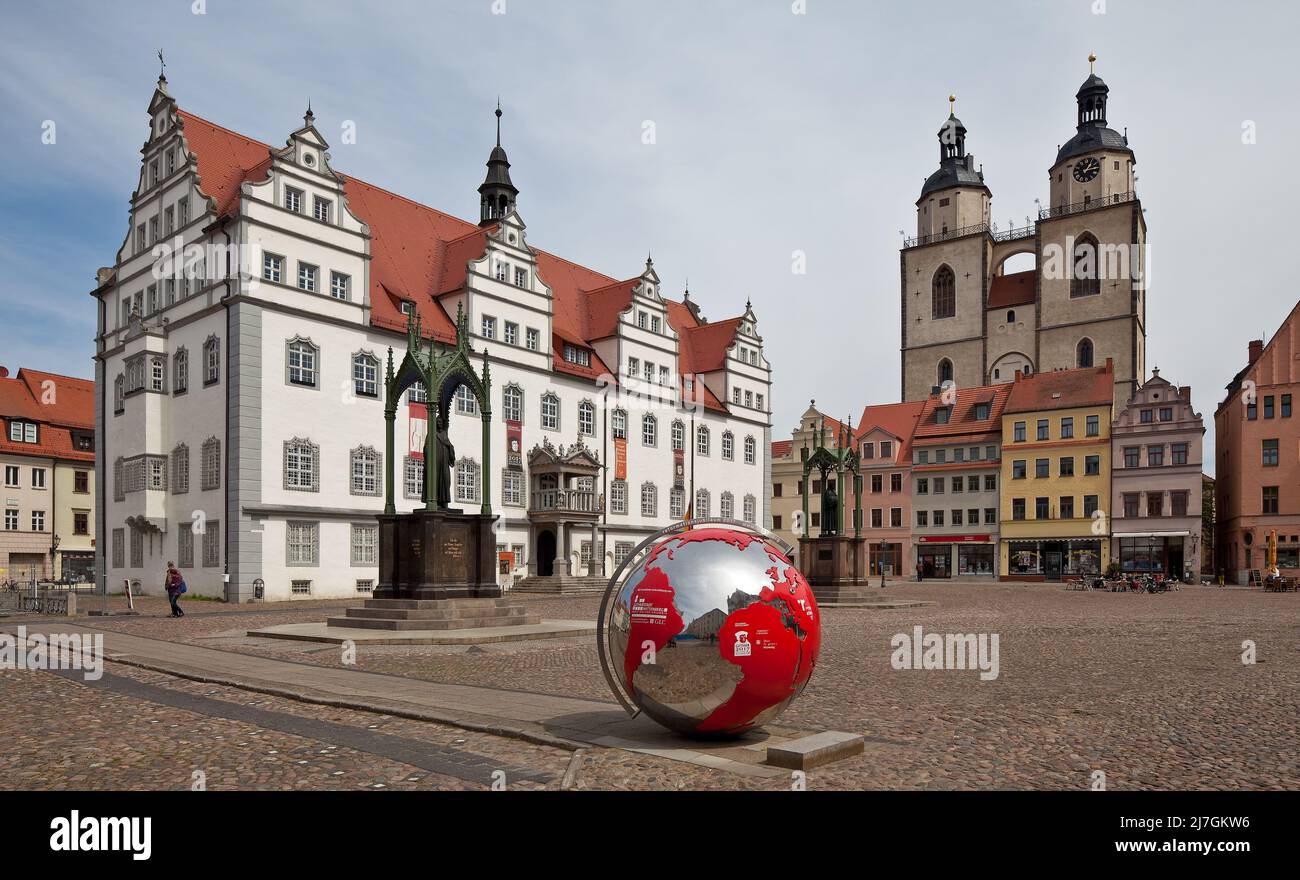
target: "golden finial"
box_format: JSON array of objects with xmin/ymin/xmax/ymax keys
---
[
  {"xmin": 948, "ymin": 94, "xmax": 956, "ymax": 114},
  {"xmin": 1088, "ymin": 52, "xmax": 1096, "ymax": 74}
]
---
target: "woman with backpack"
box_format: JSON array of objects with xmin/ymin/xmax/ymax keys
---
[{"xmin": 164, "ymin": 561, "xmax": 186, "ymax": 618}]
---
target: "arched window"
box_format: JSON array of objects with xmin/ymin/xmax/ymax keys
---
[
  {"xmin": 938, "ymin": 358, "xmax": 954, "ymax": 386},
  {"xmin": 695, "ymin": 489, "xmax": 711, "ymax": 518},
  {"xmin": 202, "ymin": 437, "xmax": 221, "ymax": 491},
  {"xmin": 696, "ymin": 425, "xmax": 710, "ymax": 456},
  {"xmin": 1077, "ymin": 338, "xmax": 1095, "ymax": 369},
  {"xmin": 671, "ymin": 420, "xmax": 685, "ymax": 450},
  {"xmin": 350, "ymin": 445, "xmax": 381, "ymax": 496},
  {"xmin": 286, "ymin": 338, "xmax": 318, "ymax": 387},
  {"xmin": 541, "ymin": 393, "xmax": 559, "ymax": 430},
  {"xmin": 932, "ymin": 266, "xmax": 956, "ymax": 319},
  {"xmin": 352, "ymin": 352, "xmax": 379, "ymax": 398},
  {"xmin": 722, "ymin": 431, "xmax": 734, "ymax": 460},
  {"xmin": 1006, "ymin": 310, "xmax": 1015, "ymax": 324},
  {"xmin": 203, "ymin": 336, "xmax": 220, "ymax": 385},
  {"xmin": 1070, "ymin": 233, "xmax": 1101, "ymax": 298},
  {"xmin": 642, "ymin": 414, "xmax": 657, "ymax": 447},
  {"xmin": 743, "ymin": 494, "xmax": 756, "ymax": 524},
  {"xmin": 578, "ymin": 400, "xmax": 595, "ymax": 436},
  {"xmin": 171, "ymin": 444, "xmax": 189, "ymax": 494},
  {"xmin": 173, "ymin": 348, "xmax": 189, "ymax": 394},
  {"xmin": 502, "ymin": 384, "xmax": 523, "ymax": 422},
  {"xmin": 455, "ymin": 457, "xmax": 480, "ymax": 503},
  {"xmin": 641, "ymin": 482, "xmax": 658, "ymax": 517},
  {"xmin": 744, "ymin": 436, "xmax": 756, "ymax": 464},
  {"xmin": 611, "ymin": 408, "xmax": 627, "ymax": 439},
  {"xmin": 283, "ymin": 437, "xmax": 318, "ymax": 492},
  {"xmin": 721, "ymin": 491, "xmax": 735, "ymax": 520},
  {"xmin": 455, "ymin": 384, "xmax": 479, "ymax": 415}
]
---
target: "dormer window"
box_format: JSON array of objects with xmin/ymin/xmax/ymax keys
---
[
  {"xmin": 935, "ymin": 407, "xmax": 951, "ymax": 425},
  {"xmin": 563, "ymin": 344, "xmax": 590, "ymax": 367},
  {"xmin": 400, "ymin": 301, "xmax": 414, "ymax": 316},
  {"xmin": 7, "ymin": 421, "xmax": 37, "ymax": 444},
  {"xmin": 974, "ymin": 402, "xmax": 991, "ymax": 420}
]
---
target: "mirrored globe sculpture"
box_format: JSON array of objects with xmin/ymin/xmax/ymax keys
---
[{"xmin": 600, "ymin": 524, "xmax": 821, "ymax": 737}]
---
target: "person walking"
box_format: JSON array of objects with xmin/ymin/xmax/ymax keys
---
[
  {"xmin": 916, "ymin": 560, "xmax": 924, "ymax": 583},
  {"xmin": 164, "ymin": 561, "xmax": 186, "ymax": 618}
]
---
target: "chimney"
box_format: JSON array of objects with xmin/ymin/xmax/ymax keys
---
[
  {"xmin": 1014, "ymin": 369, "xmax": 1023, "ymax": 382},
  {"xmin": 1248, "ymin": 339, "xmax": 1264, "ymax": 364},
  {"xmin": 930, "ymin": 385, "xmax": 941, "ymax": 397},
  {"xmin": 1104, "ymin": 357, "xmax": 1113, "ymax": 372},
  {"xmin": 1178, "ymin": 385, "xmax": 1191, "ymax": 402},
  {"xmin": 0, "ymin": 366, "xmax": 7, "ymax": 378}
]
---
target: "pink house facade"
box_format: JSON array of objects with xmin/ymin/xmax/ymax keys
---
[{"xmin": 1110, "ymin": 369, "xmax": 1205, "ymax": 577}]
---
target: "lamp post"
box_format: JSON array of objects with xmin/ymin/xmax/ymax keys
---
[
  {"xmin": 879, "ymin": 540, "xmax": 888, "ymax": 589},
  {"xmin": 50, "ymin": 533, "xmax": 61, "ymax": 584}
]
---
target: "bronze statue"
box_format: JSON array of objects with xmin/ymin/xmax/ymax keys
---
[
  {"xmin": 435, "ymin": 418, "xmax": 455, "ymax": 508},
  {"xmin": 821, "ymin": 479, "xmax": 839, "ymax": 536}
]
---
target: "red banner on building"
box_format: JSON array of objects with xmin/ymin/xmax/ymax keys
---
[
  {"xmin": 614, "ymin": 437, "xmax": 628, "ymax": 481},
  {"xmin": 918, "ymin": 534, "xmax": 991, "ymax": 544},
  {"xmin": 506, "ymin": 419, "xmax": 522, "ymax": 470},
  {"xmin": 408, "ymin": 402, "xmax": 427, "ymax": 461},
  {"xmin": 673, "ymin": 448, "xmax": 685, "ymax": 491}
]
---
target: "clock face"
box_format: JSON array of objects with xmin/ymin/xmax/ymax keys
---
[{"xmin": 1073, "ymin": 157, "xmax": 1101, "ymax": 182}]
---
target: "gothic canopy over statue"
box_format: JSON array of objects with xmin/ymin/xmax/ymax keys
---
[{"xmin": 382, "ymin": 305, "xmax": 493, "ymax": 515}]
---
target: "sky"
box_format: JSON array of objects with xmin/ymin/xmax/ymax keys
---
[{"xmin": 0, "ymin": 0, "xmax": 1295, "ymax": 474}]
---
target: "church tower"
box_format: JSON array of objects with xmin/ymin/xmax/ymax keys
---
[
  {"xmin": 478, "ymin": 102, "xmax": 518, "ymax": 226},
  {"xmin": 900, "ymin": 60, "xmax": 1147, "ymax": 410},
  {"xmin": 900, "ymin": 98, "xmax": 993, "ymax": 402},
  {"xmin": 1036, "ymin": 55, "xmax": 1145, "ymax": 408}
]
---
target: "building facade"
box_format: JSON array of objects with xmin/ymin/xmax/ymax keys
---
[
  {"xmin": 0, "ymin": 368, "xmax": 96, "ymax": 583},
  {"xmin": 854, "ymin": 401, "xmax": 924, "ymax": 577},
  {"xmin": 1215, "ymin": 304, "xmax": 1300, "ymax": 582},
  {"xmin": 900, "ymin": 63, "xmax": 1146, "ymax": 410},
  {"xmin": 999, "ymin": 361, "xmax": 1114, "ymax": 580},
  {"xmin": 92, "ymin": 78, "xmax": 770, "ymax": 600},
  {"xmin": 910, "ymin": 383, "xmax": 1010, "ymax": 578},
  {"xmin": 1110, "ymin": 369, "xmax": 1204, "ymax": 577}
]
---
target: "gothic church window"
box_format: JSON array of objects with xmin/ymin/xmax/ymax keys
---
[{"xmin": 932, "ymin": 266, "xmax": 955, "ymax": 319}]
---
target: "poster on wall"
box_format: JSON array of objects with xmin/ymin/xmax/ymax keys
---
[
  {"xmin": 673, "ymin": 448, "xmax": 685, "ymax": 491},
  {"xmin": 506, "ymin": 419, "xmax": 522, "ymax": 470},
  {"xmin": 614, "ymin": 437, "xmax": 628, "ymax": 481},
  {"xmin": 408, "ymin": 402, "xmax": 427, "ymax": 461}
]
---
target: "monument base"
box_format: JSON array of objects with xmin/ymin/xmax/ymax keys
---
[
  {"xmin": 376, "ymin": 508, "xmax": 499, "ymax": 600},
  {"xmin": 798, "ymin": 535, "xmax": 867, "ymax": 602}
]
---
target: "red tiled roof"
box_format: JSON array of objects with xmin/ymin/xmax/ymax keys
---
[
  {"xmin": 987, "ymin": 269, "xmax": 1036, "ymax": 309},
  {"xmin": 0, "ymin": 368, "xmax": 95, "ymax": 463},
  {"xmin": 1004, "ymin": 361, "xmax": 1115, "ymax": 414},
  {"xmin": 854, "ymin": 401, "xmax": 925, "ymax": 457},
  {"xmin": 771, "ymin": 440, "xmax": 793, "ymax": 458},
  {"xmin": 175, "ymin": 108, "xmax": 742, "ymax": 400},
  {"xmin": 913, "ymin": 382, "xmax": 1011, "ymax": 440}
]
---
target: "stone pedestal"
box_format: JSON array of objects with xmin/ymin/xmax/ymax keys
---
[
  {"xmin": 798, "ymin": 535, "xmax": 867, "ymax": 602},
  {"xmin": 376, "ymin": 508, "xmax": 499, "ymax": 600}
]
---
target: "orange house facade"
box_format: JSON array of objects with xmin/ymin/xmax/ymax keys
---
[{"xmin": 1215, "ymin": 303, "xmax": 1300, "ymax": 582}]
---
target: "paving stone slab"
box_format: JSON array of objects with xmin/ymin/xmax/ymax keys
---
[{"xmin": 765, "ymin": 730, "xmax": 865, "ymax": 770}]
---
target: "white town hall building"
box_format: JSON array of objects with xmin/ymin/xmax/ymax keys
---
[{"xmin": 92, "ymin": 76, "xmax": 772, "ymax": 601}]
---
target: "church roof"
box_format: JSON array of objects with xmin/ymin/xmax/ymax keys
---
[
  {"xmin": 173, "ymin": 107, "xmax": 746, "ymax": 411},
  {"xmin": 987, "ymin": 269, "xmax": 1036, "ymax": 309},
  {"xmin": 1054, "ymin": 124, "xmax": 1131, "ymax": 166},
  {"xmin": 918, "ymin": 156, "xmax": 988, "ymax": 201}
]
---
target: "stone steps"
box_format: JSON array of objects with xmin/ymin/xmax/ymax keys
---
[
  {"xmin": 326, "ymin": 611, "xmax": 542, "ymax": 631},
  {"xmin": 512, "ymin": 575, "xmax": 609, "ymax": 595},
  {"xmin": 325, "ymin": 595, "xmax": 540, "ymax": 632}
]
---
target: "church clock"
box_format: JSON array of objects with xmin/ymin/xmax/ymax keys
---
[{"xmin": 1072, "ymin": 156, "xmax": 1101, "ymax": 182}]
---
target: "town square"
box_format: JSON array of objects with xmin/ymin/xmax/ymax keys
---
[{"xmin": 0, "ymin": 0, "xmax": 1296, "ymax": 859}]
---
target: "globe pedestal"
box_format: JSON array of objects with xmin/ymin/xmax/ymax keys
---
[
  {"xmin": 375, "ymin": 509, "xmax": 500, "ymax": 599},
  {"xmin": 798, "ymin": 535, "xmax": 867, "ymax": 601}
]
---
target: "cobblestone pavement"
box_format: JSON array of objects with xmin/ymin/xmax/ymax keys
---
[
  {"xmin": 8, "ymin": 583, "xmax": 1299, "ymax": 789},
  {"xmin": 0, "ymin": 662, "xmax": 570, "ymax": 790}
]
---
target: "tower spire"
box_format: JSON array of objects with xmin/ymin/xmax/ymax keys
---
[
  {"xmin": 495, "ymin": 98, "xmax": 502, "ymax": 147},
  {"xmin": 478, "ymin": 100, "xmax": 519, "ymax": 226}
]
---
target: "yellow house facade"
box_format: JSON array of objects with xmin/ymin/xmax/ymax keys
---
[{"xmin": 1000, "ymin": 362, "xmax": 1114, "ymax": 580}]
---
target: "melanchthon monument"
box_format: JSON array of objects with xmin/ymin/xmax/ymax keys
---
[
  {"xmin": 376, "ymin": 306, "xmax": 499, "ymax": 599},
  {"xmin": 798, "ymin": 418, "xmax": 867, "ymax": 596}
]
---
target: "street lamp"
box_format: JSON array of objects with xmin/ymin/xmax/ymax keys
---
[
  {"xmin": 50, "ymin": 533, "xmax": 61, "ymax": 583},
  {"xmin": 879, "ymin": 540, "xmax": 888, "ymax": 589}
]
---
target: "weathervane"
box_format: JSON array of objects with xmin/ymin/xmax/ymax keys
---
[
  {"xmin": 1089, "ymin": 52, "xmax": 1096, "ymax": 74},
  {"xmin": 157, "ymin": 49, "xmax": 166, "ymax": 80}
]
